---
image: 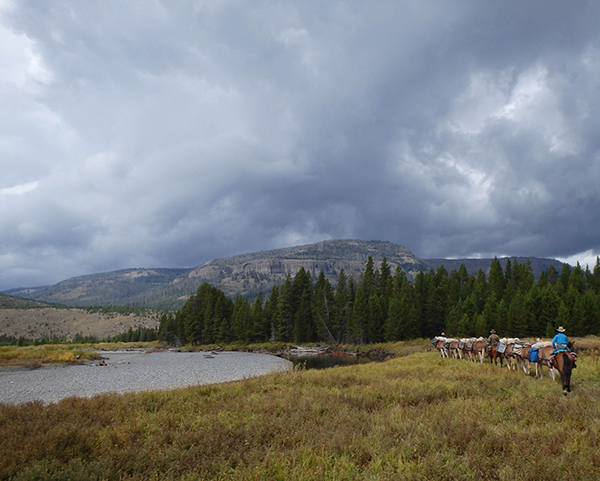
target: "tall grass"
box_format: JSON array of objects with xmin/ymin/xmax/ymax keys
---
[
  {"xmin": 0, "ymin": 341, "xmax": 166, "ymax": 367},
  {"xmin": 2, "ymin": 341, "xmax": 600, "ymax": 480},
  {"xmin": 0, "ymin": 344, "xmax": 101, "ymax": 366}
]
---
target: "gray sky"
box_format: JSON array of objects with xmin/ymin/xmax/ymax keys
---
[{"xmin": 1, "ymin": 0, "xmax": 600, "ymax": 290}]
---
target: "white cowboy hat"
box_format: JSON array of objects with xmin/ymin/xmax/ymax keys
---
[
  {"xmin": 490, "ymin": 329, "xmax": 496, "ymax": 334},
  {"xmin": 556, "ymin": 326, "xmax": 566, "ymax": 333}
]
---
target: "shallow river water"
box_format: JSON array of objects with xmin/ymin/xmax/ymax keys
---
[{"xmin": 0, "ymin": 350, "xmax": 292, "ymax": 405}]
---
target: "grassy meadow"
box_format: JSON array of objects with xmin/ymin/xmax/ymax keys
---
[{"xmin": 1, "ymin": 340, "xmax": 600, "ymax": 480}]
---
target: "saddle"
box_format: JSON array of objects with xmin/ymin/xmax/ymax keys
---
[{"xmin": 549, "ymin": 350, "xmax": 577, "ymax": 367}]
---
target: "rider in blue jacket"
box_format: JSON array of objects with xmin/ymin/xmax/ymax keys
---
[
  {"xmin": 552, "ymin": 326, "xmax": 576, "ymax": 368},
  {"xmin": 552, "ymin": 326, "xmax": 569, "ymax": 350}
]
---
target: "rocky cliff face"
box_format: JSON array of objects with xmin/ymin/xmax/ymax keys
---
[{"xmin": 184, "ymin": 239, "xmax": 427, "ymax": 298}]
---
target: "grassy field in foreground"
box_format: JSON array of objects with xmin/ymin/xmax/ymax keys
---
[{"xmin": 1, "ymin": 341, "xmax": 600, "ymax": 480}]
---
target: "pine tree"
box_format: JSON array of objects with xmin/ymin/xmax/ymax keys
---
[
  {"xmin": 333, "ymin": 269, "xmax": 350, "ymax": 342},
  {"xmin": 377, "ymin": 257, "xmax": 393, "ymax": 298},
  {"xmin": 276, "ymin": 275, "xmax": 294, "ymax": 342},
  {"xmin": 507, "ymin": 290, "xmax": 526, "ymax": 338},
  {"xmin": 291, "ymin": 268, "xmax": 314, "ymax": 343},
  {"xmin": 264, "ymin": 285, "xmax": 280, "ymax": 342},
  {"xmin": 251, "ymin": 292, "xmax": 267, "ymax": 342},
  {"xmin": 362, "ymin": 256, "xmax": 376, "ymax": 298},
  {"xmin": 592, "ymin": 257, "xmax": 600, "ymax": 294},
  {"xmin": 559, "ymin": 263, "xmax": 572, "ymax": 291},
  {"xmin": 231, "ymin": 295, "xmax": 251, "ymax": 341},
  {"xmin": 414, "ymin": 270, "xmax": 432, "ymax": 337},
  {"xmin": 349, "ymin": 285, "xmax": 367, "ymax": 344},
  {"xmin": 488, "ymin": 257, "xmax": 505, "ymax": 301},
  {"xmin": 569, "ymin": 263, "xmax": 585, "ymax": 295},
  {"xmin": 313, "ymin": 271, "xmax": 336, "ymax": 343}
]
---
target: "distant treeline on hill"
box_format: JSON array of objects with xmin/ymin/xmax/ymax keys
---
[
  {"xmin": 158, "ymin": 256, "xmax": 600, "ymax": 346},
  {"xmin": 0, "ymin": 327, "xmax": 159, "ymax": 347}
]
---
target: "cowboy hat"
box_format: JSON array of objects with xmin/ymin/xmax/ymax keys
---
[
  {"xmin": 490, "ymin": 329, "xmax": 496, "ymax": 334},
  {"xmin": 556, "ymin": 326, "xmax": 566, "ymax": 333}
]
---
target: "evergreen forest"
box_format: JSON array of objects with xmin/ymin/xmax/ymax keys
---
[{"xmin": 158, "ymin": 256, "xmax": 600, "ymax": 346}]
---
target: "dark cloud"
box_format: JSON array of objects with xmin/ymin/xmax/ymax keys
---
[{"xmin": 1, "ymin": 0, "xmax": 600, "ymax": 290}]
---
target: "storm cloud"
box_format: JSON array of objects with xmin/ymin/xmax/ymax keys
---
[{"xmin": 1, "ymin": 0, "xmax": 600, "ymax": 290}]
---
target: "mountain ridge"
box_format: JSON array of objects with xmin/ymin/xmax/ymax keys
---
[{"xmin": 3, "ymin": 239, "xmax": 565, "ymax": 309}]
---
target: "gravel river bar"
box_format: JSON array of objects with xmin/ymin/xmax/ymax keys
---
[{"xmin": 0, "ymin": 350, "xmax": 293, "ymax": 405}]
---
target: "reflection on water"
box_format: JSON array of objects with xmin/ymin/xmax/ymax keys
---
[{"xmin": 281, "ymin": 353, "xmax": 371, "ymax": 370}]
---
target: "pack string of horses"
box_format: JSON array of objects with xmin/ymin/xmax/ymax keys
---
[{"xmin": 431, "ymin": 328, "xmax": 577, "ymax": 396}]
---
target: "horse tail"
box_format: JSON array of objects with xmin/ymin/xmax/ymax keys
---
[{"xmin": 562, "ymin": 352, "xmax": 572, "ymax": 378}]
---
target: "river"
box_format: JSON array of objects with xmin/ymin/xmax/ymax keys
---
[{"xmin": 0, "ymin": 350, "xmax": 292, "ymax": 405}]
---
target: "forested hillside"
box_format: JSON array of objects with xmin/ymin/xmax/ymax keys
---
[{"xmin": 159, "ymin": 256, "xmax": 600, "ymax": 345}]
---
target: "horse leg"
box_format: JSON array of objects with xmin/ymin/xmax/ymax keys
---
[{"xmin": 561, "ymin": 353, "xmax": 572, "ymax": 395}]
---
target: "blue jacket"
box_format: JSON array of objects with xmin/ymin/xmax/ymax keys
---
[{"xmin": 552, "ymin": 332, "xmax": 569, "ymax": 350}]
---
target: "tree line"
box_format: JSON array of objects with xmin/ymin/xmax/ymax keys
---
[{"xmin": 158, "ymin": 256, "xmax": 600, "ymax": 346}]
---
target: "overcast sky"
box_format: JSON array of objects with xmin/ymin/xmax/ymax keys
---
[{"xmin": 1, "ymin": 0, "xmax": 600, "ymax": 290}]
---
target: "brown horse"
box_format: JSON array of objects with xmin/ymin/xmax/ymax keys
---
[
  {"xmin": 505, "ymin": 340, "xmax": 528, "ymax": 371},
  {"xmin": 447, "ymin": 339, "xmax": 460, "ymax": 359},
  {"xmin": 517, "ymin": 344, "xmax": 532, "ymax": 374},
  {"xmin": 471, "ymin": 339, "xmax": 488, "ymax": 363},
  {"xmin": 489, "ymin": 344, "xmax": 503, "ymax": 367},
  {"xmin": 533, "ymin": 345, "xmax": 556, "ymax": 380},
  {"xmin": 460, "ymin": 338, "xmax": 473, "ymax": 361},
  {"xmin": 552, "ymin": 351, "xmax": 575, "ymax": 395},
  {"xmin": 434, "ymin": 339, "xmax": 448, "ymax": 358},
  {"xmin": 502, "ymin": 342, "xmax": 517, "ymax": 370}
]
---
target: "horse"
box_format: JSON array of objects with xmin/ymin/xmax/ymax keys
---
[
  {"xmin": 471, "ymin": 339, "xmax": 488, "ymax": 363},
  {"xmin": 551, "ymin": 351, "xmax": 575, "ymax": 395},
  {"xmin": 459, "ymin": 338, "xmax": 473, "ymax": 361},
  {"xmin": 502, "ymin": 342, "xmax": 517, "ymax": 370},
  {"xmin": 489, "ymin": 344, "xmax": 503, "ymax": 367},
  {"xmin": 517, "ymin": 344, "xmax": 532, "ymax": 374},
  {"xmin": 433, "ymin": 338, "xmax": 448, "ymax": 358},
  {"xmin": 447, "ymin": 339, "xmax": 460, "ymax": 359},
  {"xmin": 533, "ymin": 345, "xmax": 557, "ymax": 380},
  {"xmin": 505, "ymin": 339, "xmax": 526, "ymax": 371}
]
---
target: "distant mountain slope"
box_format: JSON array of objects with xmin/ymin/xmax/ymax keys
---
[
  {"xmin": 3, "ymin": 240, "xmax": 565, "ymax": 309},
  {"xmin": 0, "ymin": 292, "xmax": 53, "ymax": 309},
  {"xmin": 6, "ymin": 268, "xmax": 192, "ymax": 309}
]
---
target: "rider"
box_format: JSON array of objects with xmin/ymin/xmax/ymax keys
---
[
  {"xmin": 487, "ymin": 329, "xmax": 499, "ymax": 352},
  {"xmin": 552, "ymin": 326, "xmax": 576, "ymax": 368},
  {"xmin": 488, "ymin": 329, "xmax": 499, "ymax": 345}
]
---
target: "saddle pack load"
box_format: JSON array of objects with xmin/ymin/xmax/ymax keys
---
[
  {"xmin": 511, "ymin": 340, "xmax": 525, "ymax": 356},
  {"xmin": 528, "ymin": 340, "xmax": 552, "ymax": 363}
]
